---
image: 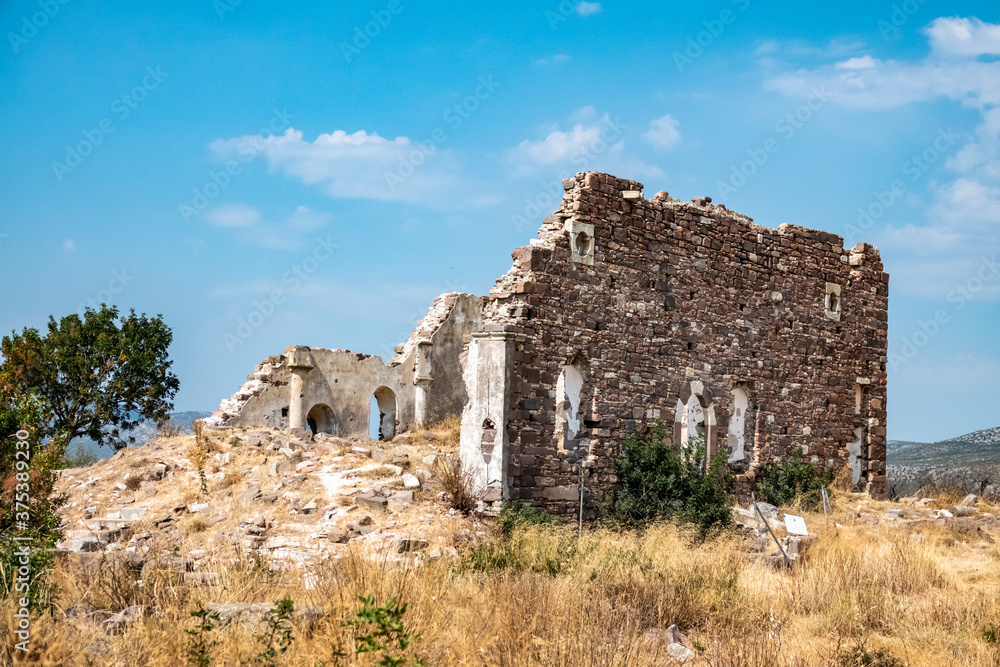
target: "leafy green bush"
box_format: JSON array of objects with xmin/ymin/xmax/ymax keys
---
[
  {"xmin": 756, "ymin": 451, "xmax": 834, "ymax": 510},
  {"xmin": 494, "ymin": 501, "xmax": 553, "ymax": 539},
  {"xmin": 185, "ymin": 602, "xmax": 220, "ymax": 667},
  {"xmin": 342, "ymin": 596, "xmax": 425, "ymax": 667},
  {"xmin": 247, "ymin": 597, "xmax": 295, "ymax": 667},
  {"xmin": 0, "ymin": 394, "xmax": 65, "ymax": 612},
  {"xmin": 606, "ymin": 421, "xmax": 734, "ymax": 537}
]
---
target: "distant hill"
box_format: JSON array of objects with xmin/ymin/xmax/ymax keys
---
[
  {"xmin": 889, "ymin": 425, "xmax": 1000, "ymax": 468},
  {"xmin": 66, "ymin": 410, "xmax": 212, "ymax": 462}
]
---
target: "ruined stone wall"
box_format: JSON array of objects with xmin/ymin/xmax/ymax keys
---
[
  {"xmin": 206, "ymin": 293, "xmax": 483, "ymax": 439},
  {"xmin": 470, "ymin": 172, "xmax": 889, "ymax": 516}
]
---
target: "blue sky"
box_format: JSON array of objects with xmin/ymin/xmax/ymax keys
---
[{"xmin": 1, "ymin": 0, "xmax": 998, "ymax": 443}]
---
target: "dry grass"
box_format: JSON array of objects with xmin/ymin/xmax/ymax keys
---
[
  {"xmin": 10, "ymin": 419, "xmax": 999, "ymax": 665},
  {"xmin": 434, "ymin": 454, "xmax": 478, "ymax": 514},
  {"xmin": 4, "ymin": 491, "xmax": 1000, "ymax": 666}
]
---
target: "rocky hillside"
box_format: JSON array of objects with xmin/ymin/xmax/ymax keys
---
[
  {"xmin": 888, "ymin": 425, "xmax": 1000, "ymax": 497},
  {"xmin": 55, "ymin": 419, "xmax": 478, "ymax": 577},
  {"xmin": 889, "ymin": 425, "xmax": 1000, "ymax": 467}
]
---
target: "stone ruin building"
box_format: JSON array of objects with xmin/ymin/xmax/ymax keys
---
[{"xmin": 206, "ymin": 171, "xmax": 890, "ymax": 516}]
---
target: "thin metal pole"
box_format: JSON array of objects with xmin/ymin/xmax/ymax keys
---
[
  {"xmin": 751, "ymin": 492, "xmax": 763, "ymax": 552},
  {"xmin": 578, "ymin": 466, "xmax": 584, "ymax": 538},
  {"xmin": 755, "ymin": 504, "xmax": 790, "ymax": 566},
  {"xmin": 821, "ymin": 485, "xmax": 830, "ymax": 525}
]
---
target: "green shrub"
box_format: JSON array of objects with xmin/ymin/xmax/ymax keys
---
[
  {"xmin": 606, "ymin": 421, "xmax": 734, "ymax": 537},
  {"xmin": 494, "ymin": 501, "xmax": 553, "ymax": 539},
  {"xmin": 459, "ymin": 502, "xmax": 568, "ymax": 575},
  {"xmin": 342, "ymin": 596, "xmax": 425, "ymax": 667},
  {"xmin": 0, "ymin": 396, "xmax": 65, "ymax": 612},
  {"xmin": 756, "ymin": 451, "xmax": 834, "ymax": 510},
  {"xmin": 185, "ymin": 602, "xmax": 220, "ymax": 667},
  {"xmin": 247, "ymin": 597, "xmax": 295, "ymax": 667}
]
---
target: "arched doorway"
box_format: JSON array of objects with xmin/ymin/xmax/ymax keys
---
[
  {"xmin": 369, "ymin": 386, "xmax": 397, "ymax": 441},
  {"xmin": 307, "ymin": 404, "xmax": 336, "ymax": 435}
]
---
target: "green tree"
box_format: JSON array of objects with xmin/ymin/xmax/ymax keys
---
[
  {"xmin": 607, "ymin": 420, "xmax": 734, "ymax": 537},
  {"xmin": 1, "ymin": 305, "xmax": 180, "ymax": 451}
]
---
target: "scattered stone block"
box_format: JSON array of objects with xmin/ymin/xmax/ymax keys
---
[
  {"xmin": 666, "ymin": 642, "xmax": 694, "ymax": 663},
  {"xmin": 184, "ymin": 572, "xmax": 219, "ymax": 585},
  {"xmin": 395, "ymin": 537, "xmax": 429, "ymax": 553},
  {"xmin": 102, "ymin": 605, "xmax": 144, "ymax": 633},
  {"xmin": 240, "ymin": 487, "xmax": 262, "ymax": 504},
  {"xmin": 356, "ymin": 494, "xmax": 388, "ymax": 511}
]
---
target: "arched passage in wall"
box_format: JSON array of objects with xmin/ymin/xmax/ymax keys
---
[
  {"xmin": 306, "ymin": 403, "xmax": 336, "ymax": 435},
  {"xmin": 680, "ymin": 393, "xmax": 706, "ymax": 448},
  {"xmin": 369, "ymin": 386, "xmax": 397, "ymax": 441},
  {"xmin": 674, "ymin": 381, "xmax": 718, "ymax": 464}
]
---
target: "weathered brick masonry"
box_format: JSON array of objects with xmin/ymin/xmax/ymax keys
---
[
  {"xmin": 209, "ymin": 170, "xmax": 888, "ymax": 519},
  {"xmin": 458, "ymin": 172, "xmax": 888, "ymax": 516}
]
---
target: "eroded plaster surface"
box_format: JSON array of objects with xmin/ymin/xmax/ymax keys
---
[
  {"xmin": 728, "ymin": 388, "xmax": 748, "ymax": 464},
  {"xmin": 846, "ymin": 426, "xmax": 866, "ymax": 487}
]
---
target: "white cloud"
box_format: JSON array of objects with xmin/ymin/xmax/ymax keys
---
[
  {"xmin": 210, "ymin": 128, "xmax": 474, "ymax": 207},
  {"xmin": 575, "ymin": 2, "xmax": 601, "ymax": 16},
  {"xmin": 206, "ymin": 203, "xmax": 261, "ymax": 228},
  {"xmin": 535, "ymin": 53, "xmax": 572, "ymax": 66},
  {"xmin": 507, "ymin": 117, "xmax": 616, "ymax": 168},
  {"xmin": 642, "ymin": 114, "xmax": 682, "ymax": 151},
  {"xmin": 764, "ymin": 16, "xmax": 1000, "ymax": 299},
  {"xmin": 62, "ymin": 239, "xmax": 76, "ymax": 254},
  {"xmin": 203, "ymin": 203, "xmax": 333, "ymax": 250},
  {"xmin": 835, "ymin": 55, "xmax": 880, "ymax": 70},
  {"xmin": 926, "ymin": 16, "xmax": 1000, "ymax": 57},
  {"xmin": 504, "ymin": 109, "xmax": 664, "ymax": 182}
]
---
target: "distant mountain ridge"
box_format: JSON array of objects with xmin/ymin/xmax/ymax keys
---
[
  {"xmin": 888, "ymin": 425, "xmax": 1000, "ymax": 468},
  {"xmin": 940, "ymin": 426, "xmax": 1000, "ymax": 447}
]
